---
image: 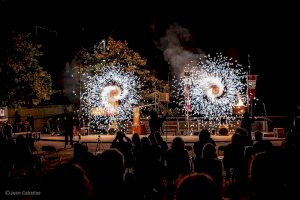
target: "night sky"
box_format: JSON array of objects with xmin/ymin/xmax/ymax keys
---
[{"xmin": 1, "ymin": 0, "xmax": 299, "ymax": 115}]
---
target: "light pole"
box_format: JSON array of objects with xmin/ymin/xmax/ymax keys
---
[
  {"xmin": 254, "ymin": 98, "xmax": 269, "ymax": 132},
  {"xmin": 184, "ymin": 70, "xmax": 191, "ymax": 135},
  {"xmin": 167, "ymin": 72, "xmax": 171, "ymax": 114},
  {"xmin": 262, "ymin": 102, "xmax": 268, "ymax": 132},
  {"xmin": 165, "ymin": 72, "xmax": 171, "ymax": 142},
  {"xmin": 247, "ymin": 54, "xmax": 251, "ymax": 114}
]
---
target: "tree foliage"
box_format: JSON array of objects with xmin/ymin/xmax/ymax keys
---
[
  {"xmin": 70, "ymin": 36, "xmax": 169, "ymax": 114},
  {"xmin": 0, "ymin": 32, "xmax": 52, "ymax": 105},
  {"xmin": 75, "ymin": 36, "xmax": 146, "ymax": 74}
]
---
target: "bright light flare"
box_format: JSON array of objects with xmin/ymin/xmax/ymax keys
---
[
  {"xmin": 175, "ymin": 53, "xmax": 247, "ymax": 119},
  {"xmin": 80, "ymin": 65, "xmax": 141, "ymax": 131}
]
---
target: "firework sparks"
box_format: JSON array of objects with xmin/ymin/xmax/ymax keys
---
[
  {"xmin": 176, "ymin": 53, "xmax": 246, "ymax": 119},
  {"xmin": 81, "ymin": 65, "xmax": 141, "ymax": 130}
]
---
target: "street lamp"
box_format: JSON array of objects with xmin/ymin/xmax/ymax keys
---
[{"xmin": 254, "ymin": 98, "xmax": 269, "ymax": 132}]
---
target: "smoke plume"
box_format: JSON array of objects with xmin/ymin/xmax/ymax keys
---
[{"xmin": 159, "ymin": 23, "xmax": 206, "ymax": 77}]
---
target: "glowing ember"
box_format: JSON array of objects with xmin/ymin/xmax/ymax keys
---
[
  {"xmin": 232, "ymin": 93, "xmax": 246, "ymax": 115},
  {"xmin": 235, "ymin": 93, "xmax": 245, "ymax": 106},
  {"xmin": 211, "ymin": 85, "xmax": 220, "ymax": 95},
  {"xmin": 100, "ymin": 85, "xmax": 123, "ymax": 115}
]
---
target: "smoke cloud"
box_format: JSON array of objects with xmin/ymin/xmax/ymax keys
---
[
  {"xmin": 159, "ymin": 23, "xmax": 206, "ymax": 77},
  {"xmin": 63, "ymin": 58, "xmax": 80, "ymax": 104}
]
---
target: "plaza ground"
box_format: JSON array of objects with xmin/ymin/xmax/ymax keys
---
[{"xmin": 30, "ymin": 132, "xmax": 284, "ymax": 165}]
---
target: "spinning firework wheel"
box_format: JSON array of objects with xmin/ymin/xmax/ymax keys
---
[
  {"xmin": 80, "ymin": 65, "xmax": 141, "ymax": 132},
  {"xmin": 177, "ymin": 54, "xmax": 246, "ymax": 120}
]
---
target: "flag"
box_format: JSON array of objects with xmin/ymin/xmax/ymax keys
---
[{"xmin": 247, "ymin": 75, "xmax": 258, "ymax": 100}]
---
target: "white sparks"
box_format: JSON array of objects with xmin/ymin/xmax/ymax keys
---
[
  {"xmin": 80, "ymin": 65, "xmax": 141, "ymax": 130},
  {"xmin": 175, "ymin": 53, "xmax": 247, "ymax": 120}
]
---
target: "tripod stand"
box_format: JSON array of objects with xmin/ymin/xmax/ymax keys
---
[{"xmin": 95, "ymin": 130, "xmax": 104, "ymax": 153}]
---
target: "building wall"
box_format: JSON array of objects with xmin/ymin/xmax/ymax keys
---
[{"xmin": 7, "ymin": 105, "xmax": 73, "ymax": 131}]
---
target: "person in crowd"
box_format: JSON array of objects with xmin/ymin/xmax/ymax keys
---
[
  {"xmin": 253, "ymin": 130, "xmax": 272, "ymax": 154},
  {"xmin": 111, "ymin": 131, "xmax": 134, "ymax": 169},
  {"xmin": 240, "ymin": 111, "xmax": 254, "ymax": 145},
  {"xmin": 249, "ymin": 141, "xmax": 286, "ymax": 199},
  {"xmin": 154, "ymin": 131, "xmax": 168, "ymax": 162},
  {"xmin": 94, "ymin": 148, "xmax": 129, "ymax": 200},
  {"xmin": 26, "ymin": 113, "xmax": 34, "ymax": 131},
  {"xmin": 175, "ymin": 173, "xmax": 221, "ymax": 200},
  {"xmin": 223, "ymin": 133, "xmax": 245, "ymax": 182},
  {"xmin": 194, "ymin": 143, "xmax": 223, "ymax": 195},
  {"xmin": 63, "ymin": 109, "xmax": 74, "ymax": 148},
  {"xmin": 1, "ymin": 120, "xmax": 13, "ymax": 140},
  {"xmin": 149, "ymin": 110, "xmax": 162, "ymax": 134},
  {"xmin": 166, "ymin": 137, "xmax": 191, "ymax": 186},
  {"xmin": 193, "ymin": 129, "xmax": 216, "ymax": 164},
  {"xmin": 131, "ymin": 133, "xmax": 142, "ymax": 164},
  {"xmin": 14, "ymin": 135, "xmax": 34, "ymax": 172},
  {"xmin": 13, "ymin": 110, "xmax": 21, "ymax": 133},
  {"xmin": 41, "ymin": 163, "xmax": 94, "ymax": 200}
]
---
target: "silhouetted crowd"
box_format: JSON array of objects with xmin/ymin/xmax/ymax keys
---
[{"xmin": 1, "ymin": 127, "xmax": 300, "ymax": 200}]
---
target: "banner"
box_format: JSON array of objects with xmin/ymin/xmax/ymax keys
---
[
  {"xmin": 184, "ymin": 86, "xmax": 191, "ymax": 112},
  {"xmin": 247, "ymin": 75, "xmax": 258, "ymax": 100}
]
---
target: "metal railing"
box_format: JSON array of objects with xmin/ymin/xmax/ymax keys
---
[{"xmin": 161, "ymin": 115, "xmax": 289, "ymax": 136}]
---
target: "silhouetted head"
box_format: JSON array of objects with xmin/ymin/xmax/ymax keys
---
[
  {"xmin": 175, "ymin": 173, "xmax": 221, "ymax": 200},
  {"xmin": 154, "ymin": 131, "xmax": 163, "ymax": 142},
  {"xmin": 236, "ymin": 127, "xmax": 248, "ymax": 137},
  {"xmin": 115, "ymin": 131, "xmax": 125, "ymax": 140},
  {"xmin": 199, "ymin": 129, "xmax": 211, "ymax": 141},
  {"xmin": 148, "ymin": 133, "xmax": 158, "ymax": 145},
  {"xmin": 42, "ymin": 163, "xmax": 93, "ymax": 200},
  {"xmin": 171, "ymin": 137, "xmax": 185, "ymax": 151},
  {"xmin": 132, "ymin": 133, "xmax": 141, "ymax": 145},
  {"xmin": 255, "ymin": 131, "xmax": 263, "ymax": 141},
  {"xmin": 202, "ymin": 143, "xmax": 217, "ymax": 159},
  {"xmin": 16, "ymin": 135, "xmax": 27, "ymax": 146},
  {"xmin": 98, "ymin": 148, "xmax": 125, "ymax": 182},
  {"xmin": 231, "ymin": 133, "xmax": 242, "ymax": 145},
  {"xmin": 141, "ymin": 137, "xmax": 151, "ymax": 149}
]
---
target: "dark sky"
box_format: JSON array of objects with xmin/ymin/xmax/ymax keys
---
[{"xmin": 1, "ymin": 0, "xmax": 299, "ymax": 115}]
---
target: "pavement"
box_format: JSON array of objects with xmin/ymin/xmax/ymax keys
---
[{"xmin": 32, "ymin": 133, "xmax": 285, "ymax": 166}]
